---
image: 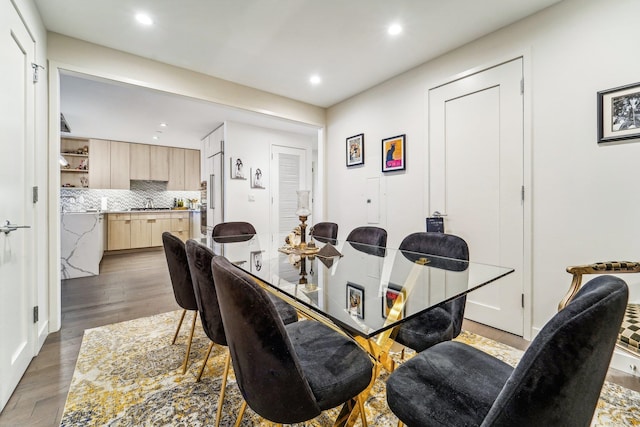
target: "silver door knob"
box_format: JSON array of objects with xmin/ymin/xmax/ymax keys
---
[{"xmin": 1, "ymin": 220, "xmax": 31, "ymax": 235}]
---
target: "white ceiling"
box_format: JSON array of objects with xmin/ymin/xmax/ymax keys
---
[{"xmin": 38, "ymin": 0, "xmax": 563, "ymax": 146}]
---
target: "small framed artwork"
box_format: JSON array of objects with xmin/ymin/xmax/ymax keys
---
[
  {"xmin": 251, "ymin": 168, "xmax": 265, "ymax": 189},
  {"xmin": 597, "ymin": 82, "xmax": 640, "ymax": 144},
  {"xmin": 346, "ymin": 133, "xmax": 364, "ymax": 167},
  {"xmin": 382, "ymin": 283, "xmax": 405, "ymax": 319},
  {"xmin": 230, "ymin": 158, "xmax": 247, "ymax": 179},
  {"xmin": 382, "ymin": 134, "xmax": 406, "ymax": 172},
  {"xmin": 250, "ymin": 250, "xmax": 264, "ymax": 272},
  {"xmin": 346, "ymin": 282, "xmax": 365, "ymax": 319}
]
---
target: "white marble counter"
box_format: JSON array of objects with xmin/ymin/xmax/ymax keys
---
[{"xmin": 61, "ymin": 212, "xmax": 105, "ymax": 279}]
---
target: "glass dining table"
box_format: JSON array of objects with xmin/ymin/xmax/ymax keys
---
[{"xmin": 203, "ymin": 233, "xmax": 514, "ymax": 426}]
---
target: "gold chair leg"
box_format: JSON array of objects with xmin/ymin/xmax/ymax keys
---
[
  {"xmin": 234, "ymin": 400, "xmax": 247, "ymax": 427},
  {"xmin": 357, "ymin": 395, "xmax": 368, "ymax": 427},
  {"xmin": 196, "ymin": 341, "xmax": 215, "ymax": 382},
  {"xmin": 214, "ymin": 351, "xmax": 231, "ymax": 427},
  {"xmin": 172, "ymin": 309, "xmax": 187, "ymax": 344},
  {"xmin": 397, "ymin": 421, "xmax": 404, "ymax": 427},
  {"xmin": 181, "ymin": 311, "xmax": 198, "ymax": 374}
]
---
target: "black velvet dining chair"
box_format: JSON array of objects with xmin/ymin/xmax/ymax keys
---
[
  {"xmin": 386, "ymin": 275, "xmax": 629, "ymax": 427},
  {"xmin": 185, "ymin": 240, "xmax": 298, "ymax": 426},
  {"xmin": 346, "ymin": 225, "xmax": 387, "ymax": 257},
  {"xmin": 161, "ymin": 232, "xmax": 199, "ymax": 374},
  {"xmin": 309, "ymin": 221, "xmax": 338, "ymax": 244},
  {"xmin": 211, "ymin": 255, "xmax": 374, "ymax": 426},
  {"xmin": 393, "ymin": 231, "xmax": 469, "ymax": 353},
  {"xmin": 212, "ymin": 221, "xmax": 256, "ymax": 243}
]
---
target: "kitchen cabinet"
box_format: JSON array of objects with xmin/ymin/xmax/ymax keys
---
[
  {"xmin": 171, "ymin": 212, "xmax": 190, "ymax": 241},
  {"xmin": 107, "ymin": 211, "xmax": 188, "ymax": 250},
  {"xmin": 167, "ymin": 148, "xmax": 185, "ymax": 190},
  {"xmin": 167, "ymin": 148, "xmax": 201, "ymax": 190},
  {"xmin": 89, "ymin": 139, "xmax": 130, "ymax": 189},
  {"xmin": 150, "ymin": 145, "xmax": 170, "ymax": 181},
  {"xmin": 110, "ymin": 141, "xmax": 131, "ymax": 189},
  {"xmin": 130, "ymin": 143, "xmax": 170, "ymax": 181},
  {"xmin": 129, "ymin": 143, "xmax": 149, "ymax": 180},
  {"xmin": 185, "ymin": 149, "xmax": 201, "ymax": 190},
  {"xmin": 130, "ymin": 213, "xmax": 172, "ymax": 248},
  {"xmin": 107, "ymin": 213, "xmax": 131, "ymax": 250}
]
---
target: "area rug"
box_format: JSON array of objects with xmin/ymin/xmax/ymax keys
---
[{"xmin": 60, "ymin": 310, "xmax": 640, "ymax": 426}]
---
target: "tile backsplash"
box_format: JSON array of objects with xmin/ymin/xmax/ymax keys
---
[{"xmin": 60, "ymin": 180, "xmax": 200, "ymax": 212}]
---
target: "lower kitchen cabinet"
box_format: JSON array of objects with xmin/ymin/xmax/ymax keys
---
[
  {"xmin": 107, "ymin": 213, "xmax": 131, "ymax": 250},
  {"xmin": 107, "ymin": 211, "xmax": 189, "ymax": 250}
]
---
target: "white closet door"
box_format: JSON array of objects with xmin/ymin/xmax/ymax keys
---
[{"xmin": 271, "ymin": 146, "xmax": 307, "ymax": 246}]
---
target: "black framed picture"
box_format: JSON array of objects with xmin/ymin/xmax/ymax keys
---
[
  {"xmin": 382, "ymin": 283, "xmax": 405, "ymax": 319},
  {"xmin": 382, "ymin": 134, "xmax": 406, "ymax": 172},
  {"xmin": 346, "ymin": 133, "xmax": 364, "ymax": 167},
  {"xmin": 346, "ymin": 282, "xmax": 365, "ymax": 319},
  {"xmin": 597, "ymin": 82, "xmax": 640, "ymax": 144}
]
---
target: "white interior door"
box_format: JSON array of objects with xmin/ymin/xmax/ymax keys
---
[
  {"xmin": 0, "ymin": 1, "xmax": 36, "ymax": 411},
  {"xmin": 429, "ymin": 58, "xmax": 524, "ymax": 335},
  {"xmin": 270, "ymin": 146, "xmax": 307, "ymax": 245}
]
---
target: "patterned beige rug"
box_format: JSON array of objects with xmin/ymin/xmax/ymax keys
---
[{"xmin": 60, "ymin": 310, "xmax": 640, "ymax": 426}]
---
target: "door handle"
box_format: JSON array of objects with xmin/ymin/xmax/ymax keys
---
[
  {"xmin": 432, "ymin": 211, "xmax": 448, "ymax": 217},
  {"xmin": 1, "ymin": 220, "xmax": 31, "ymax": 235}
]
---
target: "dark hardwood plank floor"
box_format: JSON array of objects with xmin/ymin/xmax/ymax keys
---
[{"xmin": 1, "ymin": 249, "xmax": 638, "ymax": 426}]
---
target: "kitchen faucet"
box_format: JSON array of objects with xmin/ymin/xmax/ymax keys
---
[{"xmin": 144, "ymin": 198, "xmax": 154, "ymax": 209}]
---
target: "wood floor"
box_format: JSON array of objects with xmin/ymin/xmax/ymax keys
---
[{"xmin": 1, "ymin": 249, "xmax": 639, "ymax": 426}]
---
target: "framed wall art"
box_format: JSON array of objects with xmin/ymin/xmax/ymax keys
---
[
  {"xmin": 382, "ymin": 283, "xmax": 405, "ymax": 319},
  {"xmin": 230, "ymin": 158, "xmax": 247, "ymax": 179},
  {"xmin": 250, "ymin": 168, "xmax": 265, "ymax": 189},
  {"xmin": 597, "ymin": 82, "xmax": 640, "ymax": 144},
  {"xmin": 382, "ymin": 134, "xmax": 406, "ymax": 172},
  {"xmin": 346, "ymin": 133, "xmax": 364, "ymax": 167},
  {"xmin": 346, "ymin": 282, "xmax": 365, "ymax": 319}
]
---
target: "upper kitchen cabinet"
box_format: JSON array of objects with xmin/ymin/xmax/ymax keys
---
[
  {"xmin": 167, "ymin": 148, "xmax": 201, "ymax": 190},
  {"xmin": 130, "ymin": 143, "xmax": 169, "ymax": 181},
  {"xmin": 89, "ymin": 139, "xmax": 130, "ymax": 189}
]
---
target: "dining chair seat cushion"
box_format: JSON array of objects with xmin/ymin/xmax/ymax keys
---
[
  {"xmin": 386, "ymin": 340, "xmax": 513, "ymax": 426},
  {"xmin": 392, "ymin": 304, "xmax": 458, "ymax": 353},
  {"xmin": 286, "ymin": 320, "xmax": 373, "ymax": 410}
]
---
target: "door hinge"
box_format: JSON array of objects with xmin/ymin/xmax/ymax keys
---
[
  {"xmin": 33, "ymin": 306, "xmax": 39, "ymax": 323},
  {"xmin": 520, "ymin": 78, "xmax": 524, "ymax": 95},
  {"xmin": 33, "ymin": 186, "xmax": 39, "ymax": 203},
  {"xmin": 521, "ymin": 185, "xmax": 525, "ymax": 203},
  {"xmin": 31, "ymin": 63, "xmax": 45, "ymax": 84},
  {"xmin": 521, "ymin": 294, "xmax": 525, "ymax": 308}
]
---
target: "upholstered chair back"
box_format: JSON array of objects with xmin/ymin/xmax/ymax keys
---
[
  {"xmin": 185, "ymin": 239, "xmax": 227, "ymax": 346},
  {"xmin": 212, "ymin": 221, "xmax": 256, "ymax": 242},
  {"xmin": 394, "ymin": 232, "xmax": 469, "ymax": 352},
  {"xmin": 310, "ymin": 222, "xmax": 339, "ymax": 244},
  {"xmin": 211, "ymin": 256, "xmax": 321, "ymax": 423},
  {"xmin": 346, "ymin": 226, "xmax": 388, "ymax": 257},
  {"xmin": 162, "ymin": 232, "xmax": 198, "ymax": 311},
  {"xmin": 482, "ymin": 275, "xmax": 628, "ymax": 426}
]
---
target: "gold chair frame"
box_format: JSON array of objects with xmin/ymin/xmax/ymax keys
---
[{"xmin": 559, "ymin": 261, "xmax": 640, "ymax": 357}]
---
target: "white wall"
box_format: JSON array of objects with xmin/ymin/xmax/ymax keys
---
[
  {"xmin": 224, "ymin": 121, "xmax": 315, "ymax": 234},
  {"xmin": 326, "ymin": 0, "xmax": 640, "ymax": 335}
]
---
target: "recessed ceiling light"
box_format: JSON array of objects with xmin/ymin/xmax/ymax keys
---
[
  {"xmin": 152, "ymin": 135, "xmax": 159, "ymax": 140},
  {"xmin": 388, "ymin": 23, "xmax": 402, "ymax": 36},
  {"xmin": 310, "ymin": 75, "xmax": 321, "ymax": 85},
  {"xmin": 159, "ymin": 122, "xmax": 167, "ymax": 127},
  {"xmin": 135, "ymin": 13, "xmax": 153, "ymax": 26}
]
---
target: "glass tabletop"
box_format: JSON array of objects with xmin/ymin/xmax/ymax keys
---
[{"xmin": 204, "ymin": 234, "xmax": 514, "ymax": 339}]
